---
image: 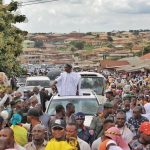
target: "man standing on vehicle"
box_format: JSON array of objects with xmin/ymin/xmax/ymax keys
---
[{"xmin": 52, "ymin": 64, "xmax": 81, "ymax": 96}]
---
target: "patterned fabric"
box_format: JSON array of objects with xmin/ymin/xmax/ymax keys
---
[
  {"xmin": 126, "ymin": 122, "xmax": 136, "ymax": 136},
  {"xmin": 105, "ymin": 131, "xmax": 121, "ymax": 136},
  {"xmin": 128, "ymin": 116, "xmax": 149, "ymax": 135},
  {"xmin": 104, "ymin": 127, "xmax": 130, "ymax": 150},
  {"xmin": 129, "ymin": 139, "xmax": 150, "ymax": 150},
  {"xmin": 139, "ymin": 122, "xmax": 150, "ymax": 135}
]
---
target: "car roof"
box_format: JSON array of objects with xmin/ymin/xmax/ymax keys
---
[
  {"xmin": 52, "ymin": 90, "xmax": 97, "ymax": 100},
  {"xmin": 26, "ymin": 76, "xmax": 50, "ymax": 81},
  {"xmin": 79, "ymin": 72, "xmax": 105, "ymax": 78}
]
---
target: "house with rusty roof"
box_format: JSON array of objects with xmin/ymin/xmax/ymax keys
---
[
  {"xmin": 99, "ymin": 60, "xmax": 129, "ymax": 71},
  {"xmin": 140, "ymin": 53, "xmax": 150, "ymax": 60},
  {"xmin": 117, "ymin": 56, "xmax": 150, "ymax": 72},
  {"xmin": 132, "ymin": 45, "xmax": 143, "ymax": 53}
]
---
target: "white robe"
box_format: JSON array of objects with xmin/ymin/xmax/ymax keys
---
[
  {"xmin": 56, "ymin": 72, "xmax": 81, "ymax": 96},
  {"xmin": 117, "ymin": 125, "xmax": 134, "ymax": 143},
  {"xmin": 142, "ymin": 103, "xmax": 150, "ymax": 121}
]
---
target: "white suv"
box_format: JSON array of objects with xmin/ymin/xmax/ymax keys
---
[
  {"xmin": 46, "ymin": 90, "xmax": 100, "ymax": 126},
  {"xmin": 79, "ymin": 72, "xmax": 106, "ymax": 103},
  {"xmin": 25, "ymin": 76, "xmax": 51, "ymax": 93}
]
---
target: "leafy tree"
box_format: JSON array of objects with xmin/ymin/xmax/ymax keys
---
[
  {"xmin": 135, "ymin": 45, "xmax": 150, "ymax": 56},
  {"xmin": 86, "ymin": 32, "xmax": 92, "ymax": 35},
  {"xmin": 107, "ymin": 36, "xmax": 113, "ymax": 42},
  {"xmin": 0, "ymin": 1, "xmax": 27, "ymax": 77},
  {"xmin": 126, "ymin": 42, "xmax": 133, "ymax": 52},
  {"xmin": 96, "ymin": 34, "xmax": 99, "ymax": 38},
  {"xmin": 134, "ymin": 30, "xmax": 139, "ymax": 36},
  {"xmin": 107, "ymin": 32, "xmax": 112, "ymax": 36},
  {"xmin": 143, "ymin": 45, "xmax": 150, "ymax": 55},
  {"xmin": 70, "ymin": 41, "xmax": 85, "ymax": 50}
]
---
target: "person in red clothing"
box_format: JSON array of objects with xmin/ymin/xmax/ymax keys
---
[
  {"xmin": 129, "ymin": 122, "xmax": 150, "ymax": 150},
  {"xmin": 99, "ymin": 127, "xmax": 130, "ymax": 150}
]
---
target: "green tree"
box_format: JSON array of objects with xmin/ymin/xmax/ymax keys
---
[
  {"xmin": 135, "ymin": 45, "xmax": 150, "ymax": 56},
  {"xmin": 0, "ymin": 1, "xmax": 27, "ymax": 77},
  {"xmin": 126, "ymin": 42, "xmax": 133, "ymax": 52},
  {"xmin": 107, "ymin": 36, "xmax": 113, "ymax": 42},
  {"xmin": 143, "ymin": 45, "xmax": 150, "ymax": 55},
  {"xmin": 96, "ymin": 34, "xmax": 99, "ymax": 38},
  {"xmin": 107, "ymin": 32, "xmax": 112, "ymax": 36},
  {"xmin": 70, "ymin": 41, "xmax": 85, "ymax": 50},
  {"xmin": 86, "ymin": 32, "xmax": 92, "ymax": 35}
]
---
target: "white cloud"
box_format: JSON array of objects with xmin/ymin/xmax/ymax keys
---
[{"xmin": 4, "ymin": 0, "xmax": 150, "ymax": 32}]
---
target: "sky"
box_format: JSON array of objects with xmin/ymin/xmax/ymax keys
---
[{"xmin": 4, "ymin": 0, "xmax": 150, "ymax": 33}]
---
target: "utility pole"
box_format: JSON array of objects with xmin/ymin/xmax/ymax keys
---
[{"xmin": 141, "ymin": 34, "xmax": 144, "ymax": 56}]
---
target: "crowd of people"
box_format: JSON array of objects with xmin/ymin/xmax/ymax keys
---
[{"xmin": 0, "ymin": 64, "xmax": 150, "ymax": 150}]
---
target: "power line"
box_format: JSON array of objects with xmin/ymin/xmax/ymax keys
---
[
  {"xmin": 20, "ymin": 0, "xmax": 60, "ymax": 6},
  {"xmin": 22, "ymin": 0, "xmax": 43, "ymax": 4}
]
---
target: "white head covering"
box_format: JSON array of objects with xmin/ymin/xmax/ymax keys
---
[
  {"xmin": 144, "ymin": 103, "xmax": 150, "ymax": 114},
  {"xmin": 142, "ymin": 103, "xmax": 150, "ymax": 121},
  {"xmin": 109, "ymin": 146, "xmax": 123, "ymax": 150}
]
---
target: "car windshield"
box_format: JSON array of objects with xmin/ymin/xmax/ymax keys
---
[
  {"xmin": 81, "ymin": 77, "xmax": 104, "ymax": 95},
  {"xmin": 47, "ymin": 98, "xmax": 99, "ymax": 116},
  {"xmin": 47, "ymin": 70, "xmax": 61, "ymax": 81},
  {"xmin": 26, "ymin": 80, "xmax": 50, "ymax": 88},
  {"xmin": 17, "ymin": 77, "xmax": 26, "ymax": 83}
]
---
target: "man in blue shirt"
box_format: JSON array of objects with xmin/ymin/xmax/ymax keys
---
[{"xmin": 75, "ymin": 112, "xmax": 94, "ymax": 145}]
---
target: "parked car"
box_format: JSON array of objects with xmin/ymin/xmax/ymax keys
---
[
  {"xmin": 25, "ymin": 76, "xmax": 51, "ymax": 93},
  {"xmin": 16, "ymin": 76, "xmax": 26, "ymax": 88},
  {"xmin": 46, "ymin": 90, "xmax": 100, "ymax": 126},
  {"xmin": 47, "ymin": 69, "xmax": 61, "ymax": 81},
  {"xmin": 79, "ymin": 72, "xmax": 106, "ymax": 95}
]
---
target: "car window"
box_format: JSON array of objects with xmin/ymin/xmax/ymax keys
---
[
  {"xmin": 47, "ymin": 98, "xmax": 99, "ymax": 116},
  {"xmin": 26, "ymin": 80, "xmax": 50, "ymax": 88},
  {"xmin": 81, "ymin": 77, "xmax": 104, "ymax": 95},
  {"xmin": 17, "ymin": 77, "xmax": 26, "ymax": 83},
  {"xmin": 47, "ymin": 70, "xmax": 61, "ymax": 80}
]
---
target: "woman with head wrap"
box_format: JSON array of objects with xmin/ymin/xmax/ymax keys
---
[
  {"xmin": 129, "ymin": 122, "xmax": 150, "ymax": 149},
  {"xmin": 10, "ymin": 114, "xmax": 27, "ymax": 146},
  {"xmin": 99, "ymin": 127, "xmax": 130, "ymax": 150}
]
